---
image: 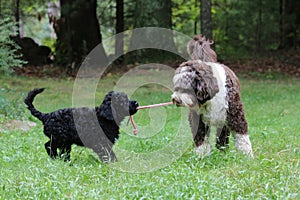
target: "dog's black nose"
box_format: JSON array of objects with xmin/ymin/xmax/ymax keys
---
[
  {"xmin": 132, "ymin": 100, "xmax": 139, "ymax": 107},
  {"xmin": 172, "ymin": 97, "xmax": 181, "ymax": 107},
  {"xmin": 129, "ymin": 100, "xmax": 139, "ymax": 115}
]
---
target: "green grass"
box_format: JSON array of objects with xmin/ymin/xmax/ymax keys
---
[{"xmin": 0, "ymin": 73, "xmax": 299, "ymax": 199}]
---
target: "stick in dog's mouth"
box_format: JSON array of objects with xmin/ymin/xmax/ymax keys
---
[
  {"xmin": 137, "ymin": 102, "xmax": 174, "ymax": 110},
  {"xmin": 130, "ymin": 102, "xmax": 174, "ymax": 134}
]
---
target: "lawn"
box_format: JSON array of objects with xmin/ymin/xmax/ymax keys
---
[{"xmin": 0, "ymin": 72, "xmax": 299, "ymax": 199}]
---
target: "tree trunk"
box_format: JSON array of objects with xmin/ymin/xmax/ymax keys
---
[
  {"xmin": 15, "ymin": 0, "xmax": 20, "ymax": 37},
  {"xmin": 256, "ymin": 0, "xmax": 262, "ymax": 51},
  {"xmin": 200, "ymin": 0, "xmax": 213, "ymax": 40},
  {"xmin": 194, "ymin": 0, "xmax": 198, "ymax": 35},
  {"xmin": 55, "ymin": 0, "xmax": 106, "ymax": 68},
  {"xmin": 115, "ymin": 0, "xmax": 124, "ymax": 61},
  {"xmin": 279, "ymin": 0, "xmax": 284, "ymax": 48}
]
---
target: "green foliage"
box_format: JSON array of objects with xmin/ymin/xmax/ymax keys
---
[
  {"xmin": 172, "ymin": 0, "xmax": 292, "ymax": 58},
  {"xmin": 0, "ymin": 88, "xmax": 27, "ymax": 120},
  {"xmin": 0, "ymin": 18, "xmax": 27, "ymax": 74},
  {"xmin": 98, "ymin": 0, "xmax": 116, "ymax": 38},
  {"xmin": 172, "ymin": 0, "xmax": 200, "ymax": 36},
  {"xmin": 133, "ymin": 0, "xmax": 172, "ymax": 28},
  {"xmin": 23, "ymin": 15, "xmax": 56, "ymax": 51},
  {"xmin": 2, "ymin": 0, "xmax": 299, "ymax": 64},
  {"xmin": 212, "ymin": 0, "xmax": 282, "ymax": 58},
  {"xmin": 0, "ymin": 0, "xmax": 54, "ymax": 51},
  {"xmin": 0, "ymin": 0, "xmax": 14, "ymax": 17},
  {"xmin": 0, "ymin": 75, "xmax": 300, "ymax": 199}
]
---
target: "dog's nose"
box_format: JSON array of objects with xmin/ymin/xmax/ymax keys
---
[
  {"xmin": 172, "ymin": 97, "xmax": 181, "ymax": 106},
  {"xmin": 132, "ymin": 100, "xmax": 139, "ymax": 107},
  {"xmin": 172, "ymin": 98, "xmax": 176, "ymax": 104},
  {"xmin": 129, "ymin": 100, "xmax": 139, "ymax": 115}
]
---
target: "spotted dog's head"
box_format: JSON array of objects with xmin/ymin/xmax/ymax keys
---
[{"xmin": 172, "ymin": 61, "xmax": 219, "ymax": 110}]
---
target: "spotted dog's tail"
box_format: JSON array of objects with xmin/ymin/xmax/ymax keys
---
[{"xmin": 24, "ymin": 88, "xmax": 46, "ymax": 121}]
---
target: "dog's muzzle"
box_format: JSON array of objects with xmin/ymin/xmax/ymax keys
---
[
  {"xmin": 171, "ymin": 92, "xmax": 196, "ymax": 108},
  {"xmin": 129, "ymin": 100, "xmax": 139, "ymax": 115},
  {"xmin": 171, "ymin": 95, "xmax": 182, "ymax": 107}
]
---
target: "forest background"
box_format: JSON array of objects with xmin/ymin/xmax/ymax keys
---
[{"xmin": 0, "ymin": 0, "xmax": 299, "ymax": 76}]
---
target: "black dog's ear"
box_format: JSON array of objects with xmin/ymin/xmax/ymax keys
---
[
  {"xmin": 194, "ymin": 72, "xmax": 219, "ymax": 104},
  {"xmin": 98, "ymin": 91, "xmax": 115, "ymax": 121},
  {"xmin": 99, "ymin": 100, "xmax": 115, "ymax": 121},
  {"xmin": 103, "ymin": 91, "xmax": 114, "ymax": 101}
]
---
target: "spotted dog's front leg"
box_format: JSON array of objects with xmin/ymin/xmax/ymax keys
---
[
  {"xmin": 227, "ymin": 99, "xmax": 253, "ymax": 158},
  {"xmin": 233, "ymin": 133, "xmax": 253, "ymax": 158},
  {"xmin": 189, "ymin": 111, "xmax": 211, "ymax": 157},
  {"xmin": 216, "ymin": 125, "xmax": 230, "ymax": 150}
]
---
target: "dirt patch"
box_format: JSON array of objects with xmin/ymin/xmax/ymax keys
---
[
  {"xmin": 12, "ymin": 50, "xmax": 300, "ymax": 78},
  {"xmin": 224, "ymin": 50, "xmax": 300, "ymax": 78}
]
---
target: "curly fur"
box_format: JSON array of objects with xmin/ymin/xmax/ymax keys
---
[
  {"xmin": 24, "ymin": 88, "xmax": 139, "ymax": 162},
  {"xmin": 187, "ymin": 35, "xmax": 217, "ymax": 62},
  {"xmin": 172, "ymin": 60, "xmax": 253, "ymax": 157}
]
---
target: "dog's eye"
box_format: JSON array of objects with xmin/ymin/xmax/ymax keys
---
[{"xmin": 174, "ymin": 87, "xmax": 180, "ymax": 91}]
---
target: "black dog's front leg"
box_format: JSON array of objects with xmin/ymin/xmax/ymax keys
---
[
  {"xmin": 45, "ymin": 140, "xmax": 58, "ymax": 159},
  {"xmin": 60, "ymin": 145, "xmax": 72, "ymax": 161},
  {"xmin": 92, "ymin": 143, "xmax": 117, "ymax": 163}
]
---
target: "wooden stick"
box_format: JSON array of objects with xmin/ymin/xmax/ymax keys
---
[
  {"xmin": 130, "ymin": 102, "xmax": 173, "ymax": 134},
  {"xmin": 137, "ymin": 102, "xmax": 174, "ymax": 110},
  {"xmin": 130, "ymin": 115, "xmax": 138, "ymax": 135}
]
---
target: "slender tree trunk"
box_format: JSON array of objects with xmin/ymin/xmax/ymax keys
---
[
  {"xmin": 15, "ymin": 0, "xmax": 20, "ymax": 37},
  {"xmin": 115, "ymin": 0, "xmax": 124, "ymax": 59},
  {"xmin": 194, "ymin": 0, "xmax": 198, "ymax": 34},
  {"xmin": 200, "ymin": 0, "xmax": 213, "ymax": 40},
  {"xmin": 279, "ymin": 0, "xmax": 284, "ymax": 48},
  {"xmin": 256, "ymin": 0, "xmax": 262, "ymax": 51}
]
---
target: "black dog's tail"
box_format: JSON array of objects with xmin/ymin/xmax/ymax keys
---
[{"xmin": 24, "ymin": 88, "xmax": 46, "ymax": 121}]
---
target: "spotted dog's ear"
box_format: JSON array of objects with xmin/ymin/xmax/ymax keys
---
[{"xmin": 193, "ymin": 68, "xmax": 219, "ymax": 104}]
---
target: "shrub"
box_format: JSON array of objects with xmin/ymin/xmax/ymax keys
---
[{"xmin": 0, "ymin": 18, "xmax": 27, "ymax": 74}]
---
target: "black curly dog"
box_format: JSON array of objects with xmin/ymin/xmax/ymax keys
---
[{"xmin": 24, "ymin": 88, "xmax": 139, "ymax": 163}]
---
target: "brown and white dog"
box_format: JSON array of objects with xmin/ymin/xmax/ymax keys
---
[{"xmin": 172, "ymin": 35, "xmax": 253, "ymax": 157}]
